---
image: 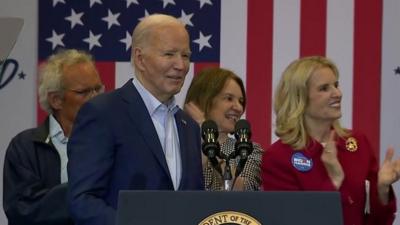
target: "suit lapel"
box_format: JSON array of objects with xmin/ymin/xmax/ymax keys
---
[
  {"xmin": 175, "ymin": 110, "xmax": 189, "ymax": 188},
  {"xmin": 119, "ymin": 80, "xmax": 171, "ymax": 176}
]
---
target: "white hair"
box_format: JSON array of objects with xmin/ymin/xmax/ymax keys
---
[{"xmin": 38, "ymin": 49, "xmax": 94, "ymax": 114}]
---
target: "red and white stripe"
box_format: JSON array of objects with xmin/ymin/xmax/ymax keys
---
[
  {"xmin": 216, "ymin": 0, "xmax": 395, "ymax": 161},
  {"xmin": 11, "ymin": 0, "xmax": 398, "ymax": 224},
  {"xmin": 35, "ymin": 0, "xmax": 400, "ymax": 160}
]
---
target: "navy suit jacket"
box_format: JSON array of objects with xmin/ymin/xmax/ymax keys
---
[{"xmin": 67, "ymin": 79, "xmax": 204, "ymax": 225}]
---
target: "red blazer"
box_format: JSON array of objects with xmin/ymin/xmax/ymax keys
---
[{"xmin": 261, "ymin": 131, "xmax": 396, "ymax": 225}]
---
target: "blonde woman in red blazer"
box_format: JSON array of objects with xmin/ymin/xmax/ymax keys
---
[{"xmin": 262, "ymin": 56, "xmax": 400, "ymax": 225}]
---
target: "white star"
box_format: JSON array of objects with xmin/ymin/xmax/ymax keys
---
[
  {"xmin": 139, "ymin": 10, "xmax": 151, "ymax": 21},
  {"xmin": 198, "ymin": 0, "xmax": 212, "ymax": 9},
  {"xmin": 193, "ymin": 31, "xmax": 212, "ymax": 51},
  {"xmin": 52, "ymin": 0, "xmax": 65, "ymax": 7},
  {"xmin": 120, "ymin": 31, "xmax": 132, "ymax": 51},
  {"xmin": 161, "ymin": 0, "xmax": 175, "ymax": 8},
  {"xmin": 89, "ymin": 0, "xmax": 102, "ymax": 8},
  {"xmin": 65, "ymin": 9, "xmax": 84, "ymax": 29},
  {"xmin": 179, "ymin": 10, "xmax": 194, "ymax": 27},
  {"xmin": 46, "ymin": 30, "xmax": 65, "ymax": 50},
  {"xmin": 83, "ymin": 31, "xmax": 102, "ymax": 50},
  {"xmin": 102, "ymin": 9, "xmax": 121, "ymax": 29},
  {"xmin": 126, "ymin": 0, "xmax": 139, "ymax": 8}
]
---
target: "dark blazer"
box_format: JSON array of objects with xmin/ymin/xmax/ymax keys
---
[
  {"xmin": 3, "ymin": 118, "xmax": 73, "ymax": 225},
  {"xmin": 67, "ymin": 79, "xmax": 204, "ymax": 225}
]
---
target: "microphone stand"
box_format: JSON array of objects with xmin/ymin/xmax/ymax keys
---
[
  {"xmin": 222, "ymin": 152, "xmax": 237, "ymax": 191},
  {"xmin": 222, "ymin": 155, "xmax": 232, "ymax": 191}
]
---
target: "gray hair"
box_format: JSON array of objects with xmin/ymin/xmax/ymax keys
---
[
  {"xmin": 130, "ymin": 14, "xmax": 186, "ymax": 73},
  {"xmin": 38, "ymin": 49, "xmax": 94, "ymax": 114}
]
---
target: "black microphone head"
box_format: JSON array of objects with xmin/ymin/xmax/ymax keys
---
[
  {"xmin": 234, "ymin": 119, "xmax": 251, "ymax": 139},
  {"xmin": 201, "ymin": 120, "xmax": 218, "ymax": 139},
  {"xmin": 202, "ymin": 119, "xmax": 218, "ymax": 130},
  {"xmin": 201, "ymin": 120, "xmax": 222, "ymax": 174},
  {"xmin": 234, "ymin": 119, "xmax": 253, "ymax": 160}
]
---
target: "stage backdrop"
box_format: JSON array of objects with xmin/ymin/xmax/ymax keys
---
[{"xmin": 1, "ymin": 0, "xmax": 399, "ymax": 225}]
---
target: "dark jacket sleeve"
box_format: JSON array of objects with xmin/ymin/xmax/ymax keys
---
[
  {"xmin": 67, "ymin": 101, "xmax": 116, "ymax": 225},
  {"xmin": 3, "ymin": 132, "xmax": 72, "ymax": 225}
]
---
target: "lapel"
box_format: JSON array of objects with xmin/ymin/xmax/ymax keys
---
[
  {"xmin": 32, "ymin": 117, "xmax": 54, "ymax": 147},
  {"xmin": 174, "ymin": 110, "xmax": 188, "ymax": 188},
  {"xmin": 118, "ymin": 80, "xmax": 171, "ymax": 176},
  {"xmin": 32, "ymin": 118, "xmax": 50, "ymax": 141}
]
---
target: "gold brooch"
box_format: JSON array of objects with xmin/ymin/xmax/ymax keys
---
[{"xmin": 346, "ymin": 137, "xmax": 358, "ymax": 152}]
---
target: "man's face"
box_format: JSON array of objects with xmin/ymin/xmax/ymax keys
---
[
  {"xmin": 56, "ymin": 62, "xmax": 103, "ymax": 126},
  {"xmin": 135, "ymin": 24, "xmax": 191, "ymax": 103}
]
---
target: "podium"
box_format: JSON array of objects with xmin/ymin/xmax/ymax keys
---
[{"xmin": 116, "ymin": 191, "xmax": 343, "ymax": 225}]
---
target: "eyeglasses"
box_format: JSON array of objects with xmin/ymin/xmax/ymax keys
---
[{"xmin": 66, "ymin": 84, "xmax": 105, "ymax": 97}]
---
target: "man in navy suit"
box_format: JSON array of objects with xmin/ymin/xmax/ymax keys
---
[{"xmin": 67, "ymin": 14, "xmax": 204, "ymax": 225}]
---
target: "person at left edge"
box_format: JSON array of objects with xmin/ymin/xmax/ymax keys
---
[
  {"xmin": 3, "ymin": 49, "xmax": 103, "ymax": 225},
  {"xmin": 67, "ymin": 14, "xmax": 203, "ymax": 225}
]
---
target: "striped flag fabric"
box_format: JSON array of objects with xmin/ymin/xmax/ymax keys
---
[
  {"xmin": 38, "ymin": 0, "xmax": 400, "ymax": 163},
  {"xmin": 37, "ymin": 0, "xmax": 222, "ymax": 123}
]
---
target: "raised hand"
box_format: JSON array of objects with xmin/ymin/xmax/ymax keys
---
[
  {"xmin": 320, "ymin": 130, "xmax": 345, "ymax": 189},
  {"xmin": 184, "ymin": 101, "xmax": 205, "ymax": 125},
  {"xmin": 377, "ymin": 147, "xmax": 400, "ymax": 204}
]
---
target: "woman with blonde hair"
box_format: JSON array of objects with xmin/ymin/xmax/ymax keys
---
[{"xmin": 262, "ymin": 56, "xmax": 400, "ymax": 225}]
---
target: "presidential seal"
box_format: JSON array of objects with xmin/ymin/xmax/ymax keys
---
[{"xmin": 198, "ymin": 211, "xmax": 261, "ymax": 225}]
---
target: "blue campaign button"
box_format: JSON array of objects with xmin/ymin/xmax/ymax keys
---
[{"xmin": 291, "ymin": 152, "xmax": 313, "ymax": 172}]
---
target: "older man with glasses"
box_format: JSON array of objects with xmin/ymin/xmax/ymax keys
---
[{"xmin": 3, "ymin": 49, "xmax": 103, "ymax": 225}]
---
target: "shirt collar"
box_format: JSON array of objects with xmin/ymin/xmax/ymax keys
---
[
  {"xmin": 132, "ymin": 77, "xmax": 178, "ymax": 116},
  {"xmin": 49, "ymin": 114, "xmax": 68, "ymax": 144}
]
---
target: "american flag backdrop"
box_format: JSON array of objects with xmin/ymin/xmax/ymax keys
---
[
  {"xmin": 37, "ymin": 0, "xmax": 400, "ymax": 163},
  {"xmin": 3, "ymin": 0, "xmax": 399, "ymax": 224}
]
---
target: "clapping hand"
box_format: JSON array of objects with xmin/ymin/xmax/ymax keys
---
[
  {"xmin": 377, "ymin": 147, "xmax": 400, "ymax": 204},
  {"xmin": 321, "ymin": 130, "xmax": 345, "ymax": 189}
]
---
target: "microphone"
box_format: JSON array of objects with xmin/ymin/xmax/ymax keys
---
[
  {"xmin": 234, "ymin": 119, "xmax": 253, "ymax": 177},
  {"xmin": 201, "ymin": 120, "xmax": 222, "ymax": 174}
]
